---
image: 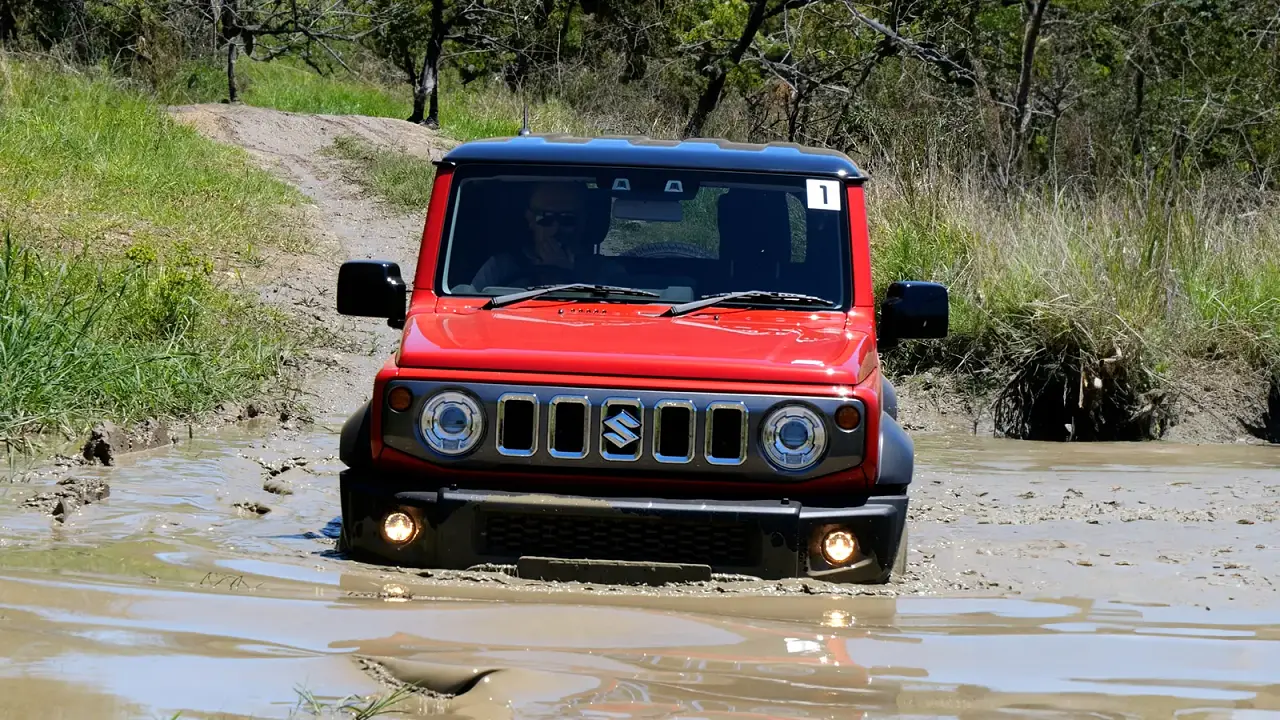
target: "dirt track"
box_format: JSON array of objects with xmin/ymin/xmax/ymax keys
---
[{"xmin": 1, "ymin": 105, "xmax": 1278, "ymax": 719}]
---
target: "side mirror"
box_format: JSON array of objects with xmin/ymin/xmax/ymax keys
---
[
  {"xmin": 337, "ymin": 260, "xmax": 407, "ymax": 329},
  {"xmin": 878, "ymin": 280, "xmax": 948, "ymax": 345}
]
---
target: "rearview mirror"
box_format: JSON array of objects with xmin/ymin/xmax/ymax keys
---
[
  {"xmin": 878, "ymin": 280, "xmax": 948, "ymax": 346},
  {"xmin": 613, "ymin": 199, "xmax": 683, "ymax": 222},
  {"xmin": 337, "ymin": 260, "xmax": 406, "ymax": 329}
]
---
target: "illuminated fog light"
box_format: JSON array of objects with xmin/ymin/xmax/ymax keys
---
[
  {"xmin": 821, "ymin": 529, "xmax": 858, "ymax": 566},
  {"xmin": 382, "ymin": 512, "xmax": 416, "ymax": 544},
  {"xmin": 420, "ymin": 390, "xmax": 484, "ymax": 455},
  {"xmin": 761, "ymin": 405, "xmax": 827, "ymax": 470}
]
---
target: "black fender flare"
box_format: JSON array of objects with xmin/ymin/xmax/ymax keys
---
[
  {"xmin": 880, "ymin": 375, "xmax": 899, "ymax": 421},
  {"xmin": 876, "ymin": 411, "xmax": 914, "ymax": 486},
  {"xmin": 339, "ymin": 401, "xmax": 374, "ymax": 470}
]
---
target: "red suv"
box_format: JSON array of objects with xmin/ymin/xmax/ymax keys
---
[{"xmin": 334, "ymin": 135, "xmax": 948, "ymax": 584}]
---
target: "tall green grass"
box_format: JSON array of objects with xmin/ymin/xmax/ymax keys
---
[
  {"xmin": 0, "ymin": 59, "xmax": 301, "ymax": 445},
  {"xmin": 1, "ymin": 59, "xmax": 302, "ymax": 261},
  {"xmin": 0, "ymin": 231, "xmax": 289, "ymax": 442}
]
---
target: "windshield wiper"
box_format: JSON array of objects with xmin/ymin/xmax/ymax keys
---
[
  {"xmin": 660, "ymin": 290, "xmax": 835, "ymax": 317},
  {"xmin": 482, "ymin": 283, "xmax": 660, "ymax": 310}
]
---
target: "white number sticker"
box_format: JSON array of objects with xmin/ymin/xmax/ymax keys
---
[{"xmin": 805, "ymin": 179, "xmax": 841, "ymax": 211}]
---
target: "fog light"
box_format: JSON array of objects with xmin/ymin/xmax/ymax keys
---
[
  {"xmin": 821, "ymin": 529, "xmax": 858, "ymax": 566},
  {"xmin": 388, "ymin": 386, "xmax": 413, "ymax": 412},
  {"xmin": 381, "ymin": 511, "xmax": 416, "ymax": 544}
]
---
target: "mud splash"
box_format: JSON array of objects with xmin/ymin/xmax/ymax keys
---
[{"xmin": 1, "ymin": 416, "xmax": 1278, "ymax": 718}]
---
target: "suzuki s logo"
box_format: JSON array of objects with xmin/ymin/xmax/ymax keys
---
[{"xmin": 603, "ymin": 408, "xmax": 641, "ymax": 450}]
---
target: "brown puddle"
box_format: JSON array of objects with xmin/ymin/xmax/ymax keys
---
[{"xmin": 1, "ymin": 415, "xmax": 1278, "ymax": 718}]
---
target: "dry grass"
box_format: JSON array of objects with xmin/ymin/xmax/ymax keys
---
[{"xmin": 867, "ymin": 167, "xmax": 1280, "ymax": 438}]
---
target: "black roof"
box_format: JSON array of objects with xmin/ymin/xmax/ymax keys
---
[{"xmin": 439, "ymin": 134, "xmax": 867, "ymax": 180}]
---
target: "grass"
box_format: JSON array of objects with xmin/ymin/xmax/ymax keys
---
[
  {"xmin": 867, "ymin": 169, "xmax": 1280, "ymax": 439},
  {"xmin": 160, "ymin": 58, "xmax": 413, "ymax": 119},
  {"xmin": 291, "ymin": 684, "xmax": 431, "ymax": 718},
  {"xmin": 0, "ymin": 58, "xmax": 301, "ymax": 447},
  {"xmin": 159, "ymin": 57, "xmax": 587, "ymax": 142},
  {"xmin": 325, "ymin": 135, "xmax": 437, "ymax": 212}
]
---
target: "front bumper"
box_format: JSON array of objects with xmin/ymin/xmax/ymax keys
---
[{"xmin": 338, "ymin": 470, "xmax": 907, "ymax": 583}]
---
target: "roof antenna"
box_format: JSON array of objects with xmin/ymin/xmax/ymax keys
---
[{"xmin": 517, "ymin": 99, "xmax": 531, "ymax": 136}]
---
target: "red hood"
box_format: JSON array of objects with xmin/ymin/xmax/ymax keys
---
[{"xmin": 396, "ymin": 300, "xmax": 875, "ymax": 386}]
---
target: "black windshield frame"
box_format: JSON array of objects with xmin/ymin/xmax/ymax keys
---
[{"xmin": 432, "ymin": 162, "xmax": 855, "ymax": 311}]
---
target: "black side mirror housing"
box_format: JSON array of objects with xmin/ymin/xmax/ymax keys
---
[
  {"xmin": 878, "ymin": 280, "xmax": 949, "ymax": 346},
  {"xmin": 337, "ymin": 260, "xmax": 407, "ymax": 329}
]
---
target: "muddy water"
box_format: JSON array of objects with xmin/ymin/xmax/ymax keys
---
[{"xmin": 1, "ymin": 416, "xmax": 1277, "ymax": 719}]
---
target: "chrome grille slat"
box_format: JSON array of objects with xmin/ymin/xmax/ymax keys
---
[
  {"xmin": 547, "ymin": 395, "xmax": 590, "ymax": 459},
  {"xmin": 495, "ymin": 393, "xmax": 538, "ymax": 457},
  {"xmin": 705, "ymin": 401, "xmax": 749, "ymax": 466},
  {"xmin": 653, "ymin": 399, "xmax": 695, "ymax": 464}
]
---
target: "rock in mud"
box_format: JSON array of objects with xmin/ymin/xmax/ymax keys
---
[
  {"xmin": 81, "ymin": 422, "xmax": 120, "ymax": 465},
  {"xmin": 80, "ymin": 419, "xmax": 178, "ymax": 466},
  {"xmin": 233, "ymin": 501, "xmax": 272, "ymax": 515},
  {"xmin": 254, "ymin": 455, "xmax": 309, "ymax": 477},
  {"xmin": 263, "ymin": 465, "xmax": 313, "ymax": 495},
  {"xmin": 21, "ymin": 477, "xmax": 112, "ymax": 521},
  {"xmin": 263, "ymin": 477, "xmax": 294, "ymax": 495}
]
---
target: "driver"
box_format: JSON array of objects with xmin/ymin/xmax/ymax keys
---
[{"xmin": 471, "ymin": 180, "xmax": 622, "ymax": 290}]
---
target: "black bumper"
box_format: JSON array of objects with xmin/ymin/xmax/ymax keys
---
[{"xmin": 338, "ymin": 470, "xmax": 908, "ymax": 583}]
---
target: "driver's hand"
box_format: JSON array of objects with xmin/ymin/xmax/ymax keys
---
[{"xmin": 534, "ymin": 234, "xmax": 575, "ymax": 269}]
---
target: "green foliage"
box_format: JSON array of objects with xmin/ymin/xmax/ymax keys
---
[
  {"xmin": 0, "ymin": 59, "xmax": 302, "ymax": 259},
  {"xmin": 0, "ymin": 59, "xmax": 299, "ymax": 444},
  {"xmin": 159, "ymin": 58, "xmax": 414, "ymax": 119},
  {"xmin": 0, "ymin": 231, "xmax": 290, "ymax": 442}
]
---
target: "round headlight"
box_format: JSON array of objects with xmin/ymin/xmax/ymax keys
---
[
  {"xmin": 420, "ymin": 391, "xmax": 484, "ymax": 456},
  {"xmin": 761, "ymin": 404, "xmax": 827, "ymax": 470}
]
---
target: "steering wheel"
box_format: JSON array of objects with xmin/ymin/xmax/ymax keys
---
[{"xmin": 517, "ymin": 264, "xmax": 578, "ymax": 287}]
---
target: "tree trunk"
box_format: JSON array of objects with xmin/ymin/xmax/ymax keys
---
[
  {"xmin": 226, "ymin": 37, "xmax": 239, "ymax": 103},
  {"xmin": 409, "ymin": 0, "xmax": 445, "ymax": 127},
  {"xmin": 1004, "ymin": 0, "xmax": 1051, "ymax": 180},
  {"xmin": 409, "ymin": 70, "xmax": 427, "ymax": 123},
  {"xmin": 0, "ymin": 0, "xmax": 16, "ymax": 43},
  {"xmin": 683, "ymin": 0, "xmax": 772, "ymax": 138}
]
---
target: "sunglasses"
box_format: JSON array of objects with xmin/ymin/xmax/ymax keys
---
[{"xmin": 532, "ymin": 210, "xmax": 579, "ymax": 228}]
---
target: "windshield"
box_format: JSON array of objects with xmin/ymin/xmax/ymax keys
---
[{"xmin": 436, "ymin": 163, "xmax": 851, "ymax": 308}]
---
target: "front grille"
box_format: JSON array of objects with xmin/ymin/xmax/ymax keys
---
[
  {"xmin": 516, "ymin": 395, "xmax": 749, "ymax": 465},
  {"xmin": 706, "ymin": 402, "xmax": 748, "ymax": 464},
  {"xmin": 480, "ymin": 511, "xmax": 755, "ymax": 567},
  {"xmin": 549, "ymin": 396, "xmax": 589, "ymax": 458},
  {"xmin": 496, "ymin": 394, "xmax": 537, "ymax": 456},
  {"xmin": 601, "ymin": 398, "xmax": 643, "ymax": 461},
  {"xmin": 654, "ymin": 400, "xmax": 694, "ymax": 462}
]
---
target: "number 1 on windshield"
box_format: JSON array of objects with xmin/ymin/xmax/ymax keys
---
[{"xmin": 806, "ymin": 179, "xmax": 841, "ymax": 211}]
